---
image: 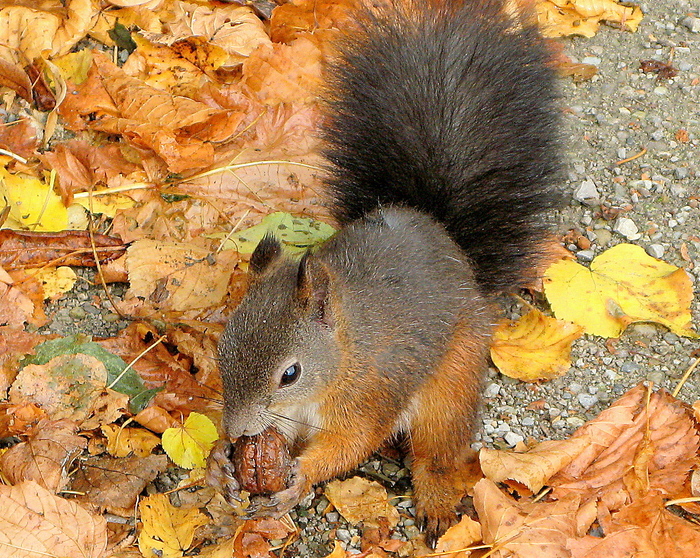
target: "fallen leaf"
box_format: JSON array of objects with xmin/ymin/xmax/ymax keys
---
[
  {"xmin": 474, "ymin": 478, "xmax": 579, "ymax": 558},
  {"xmin": 125, "ymin": 239, "xmax": 238, "ymax": 314},
  {"xmin": 0, "ymin": 167, "xmax": 68, "ymax": 231},
  {"xmin": 102, "ymin": 423, "xmax": 161, "ymax": 458},
  {"xmin": 9, "ymin": 353, "xmax": 108, "ymax": 423},
  {"xmin": 211, "ymin": 211, "xmax": 336, "ymax": 256},
  {"xmin": 435, "ymin": 515, "xmax": 482, "ymax": 557},
  {"xmin": 71, "ymin": 453, "xmax": 168, "ymax": 511},
  {"xmin": 490, "ymin": 308, "xmax": 583, "ymax": 381},
  {"xmin": 325, "ymin": 477, "xmax": 400, "ymax": 528},
  {"xmin": 0, "ymin": 229, "xmax": 126, "ymax": 270},
  {"xmin": 0, "ymin": 419, "xmax": 86, "ymax": 492},
  {"xmin": 162, "ymin": 411, "xmax": 218, "ymax": 469},
  {"xmin": 544, "ymin": 243, "xmax": 697, "ymax": 338},
  {"xmin": 138, "ymin": 492, "xmax": 208, "ymax": 558},
  {"xmin": 0, "ymin": 480, "xmax": 108, "ymax": 558}
]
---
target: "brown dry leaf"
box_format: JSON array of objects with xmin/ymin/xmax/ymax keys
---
[
  {"xmin": 435, "ymin": 515, "xmax": 482, "ymax": 557},
  {"xmin": 124, "ymin": 239, "xmax": 238, "ymax": 314},
  {"xmin": 0, "ymin": 0, "xmax": 98, "ymax": 64},
  {"xmin": 0, "ymin": 480, "xmax": 108, "ymax": 558},
  {"xmin": 490, "ymin": 308, "xmax": 583, "ymax": 381},
  {"xmin": 474, "ymin": 477, "xmax": 579, "ymax": 558},
  {"xmin": 0, "ymin": 266, "xmax": 42, "ymax": 327},
  {"xmin": 71, "ymin": 453, "xmax": 168, "ymax": 511},
  {"xmin": 0, "ymin": 117, "xmax": 40, "ymax": 160},
  {"xmin": 0, "ymin": 58, "xmax": 32, "ymax": 102},
  {"xmin": 79, "ymin": 388, "xmax": 129, "ymax": 431},
  {"xmin": 0, "ymin": 419, "xmax": 86, "ymax": 493},
  {"xmin": 121, "ymin": 34, "xmax": 215, "ymax": 96},
  {"xmin": 0, "ymin": 402, "xmax": 47, "ymax": 438},
  {"xmin": 551, "ymin": 385, "xmax": 700, "ymax": 509},
  {"xmin": 270, "ymin": 0, "xmax": 360, "ymax": 45},
  {"xmin": 325, "ymin": 477, "xmax": 400, "ymax": 528},
  {"xmin": 0, "ymin": 229, "xmax": 126, "ymax": 270},
  {"xmin": 133, "ymin": 405, "xmax": 180, "ymax": 434},
  {"xmin": 604, "ymin": 491, "xmax": 700, "ymax": 556},
  {"xmin": 97, "ymin": 322, "xmax": 222, "ymax": 415},
  {"xmin": 9, "ymin": 353, "xmax": 108, "ymax": 423},
  {"xmin": 162, "ymin": 2, "xmax": 272, "ymax": 68},
  {"xmin": 102, "ymin": 423, "xmax": 161, "ymax": 457},
  {"xmin": 0, "ymin": 326, "xmax": 42, "ymax": 395},
  {"xmin": 242, "ymin": 36, "xmax": 324, "ymax": 105},
  {"xmin": 480, "ymin": 435, "xmax": 593, "ymax": 494},
  {"xmin": 42, "ymin": 139, "xmax": 142, "ymax": 200}
]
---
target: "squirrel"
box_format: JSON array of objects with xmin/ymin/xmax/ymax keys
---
[{"xmin": 208, "ymin": 0, "xmax": 562, "ymax": 547}]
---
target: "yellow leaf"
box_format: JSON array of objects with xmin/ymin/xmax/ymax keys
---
[
  {"xmin": 537, "ymin": 0, "xmax": 642, "ymax": 38},
  {"xmin": 52, "ymin": 49, "xmax": 93, "ymax": 85},
  {"xmin": 28, "ymin": 266, "xmax": 77, "ymax": 299},
  {"xmin": 138, "ymin": 493, "xmax": 207, "ymax": 558},
  {"xmin": 162, "ymin": 412, "xmax": 218, "ymax": 469},
  {"xmin": 435, "ymin": 515, "xmax": 482, "ymax": 557},
  {"xmin": 544, "ymin": 243, "xmax": 697, "ymax": 338},
  {"xmin": 102, "ymin": 423, "xmax": 161, "ymax": 458},
  {"xmin": 324, "ymin": 477, "xmax": 399, "ymax": 528},
  {"xmin": 0, "ymin": 0, "xmax": 98, "ymax": 64},
  {"xmin": 490, "ymin": 309, "xmax": 583, "ymax": 381},
  {"xmin": 0, "ymin": 167, "xmax": 67, "ymax": 231}
]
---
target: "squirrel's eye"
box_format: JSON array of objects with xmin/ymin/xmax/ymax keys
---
[{"xmin": 280, "ymin": 362, "xmax": 301, "ymax": 387}]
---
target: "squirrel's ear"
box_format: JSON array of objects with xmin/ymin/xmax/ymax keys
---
[
  {"xmin": 297, "ymin": 253, "xmax": 334, "ymax": 328},
  {"xmin": 250, "ymin": 234, "xmax": 282, "ymax": 276}
]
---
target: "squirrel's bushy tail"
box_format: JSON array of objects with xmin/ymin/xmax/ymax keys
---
[{"xmin": 322, "ymin": 0, "xmax": 562, "ymax": 294}]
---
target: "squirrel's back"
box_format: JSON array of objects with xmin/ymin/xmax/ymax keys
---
[{"xmin": 322, "ymin": 0, "xmax": 562, "ymax": 293}]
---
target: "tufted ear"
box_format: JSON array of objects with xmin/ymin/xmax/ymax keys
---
[
  {"xmin": 296, "ymin": 252, "xmax": 334, "ymax": 327},
  {"xmin": 249, "ymin": 234, "xmax": 282, "ymax": 277}
]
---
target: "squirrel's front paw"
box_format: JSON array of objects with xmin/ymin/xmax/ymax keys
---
[
  {"xmin": 205, "ymin": 439, "xmax": 243, "ymax": 503},
  {"xmin": 244, "ymin": 460, "xmax": 311, "ymax": 519}
]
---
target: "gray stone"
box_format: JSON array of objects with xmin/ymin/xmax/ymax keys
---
[
  {"xmin": 613, "ymin": 217, "xmax": 642, "ymax": 240},
  {"xmin": 646, "ymin": 244, "xmax": 665, "ymax": 259},
  {"xmin": 574, "ymin": 179, "xmax": 599, "ymax": 203}
]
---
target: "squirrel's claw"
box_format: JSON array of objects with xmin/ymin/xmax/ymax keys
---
[
  {"xmin": 244, "ymin": 459, "xmax": 310, "ymax": 519},
  {"xmin": 205, "ymin": 440, "xmax": 243, "ymax": 504}
]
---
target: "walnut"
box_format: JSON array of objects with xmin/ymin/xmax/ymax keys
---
[{"xmin": 231, "ymin": 427, "xmax": 292, "ymax": 494}]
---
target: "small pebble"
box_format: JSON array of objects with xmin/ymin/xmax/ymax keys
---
[
  {"xmin": 577, "ymin": 393, "xmax": 599, "ymax": 409},
  {"xmin": 613, "ymin": 217, "xmax": 641, "ymax": 240},
  {"xmin": 574, "ymin": 179, "xmax": 599, "ymax": 203},
  {"xmin": 504, "ymin": 432, "xmax": 524, "ymax": 447},
  {"xmin": 646, "ymin": 244, "xmax": 665, "ymax": 259}
]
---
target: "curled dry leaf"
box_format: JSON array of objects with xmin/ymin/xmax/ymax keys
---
[
  {"xmin": 231, "ymin": 427, "xmax": 293, "ymax": 494},
  {"xmin": 474, "ymin": 478, "xmax": 580, "ymax": 558},
  {"xmin": 166, "ymin": 2, "xmax": 271, "ymax": 67},
  {"xmin": 0, "ymin": 229, "xmax": 126, "ymax": 271},
  {"xmin": 0, "ymin": 480, "xmax": 108, "ymax": 558},
  {"xmin": 71, "ymin": 453, "xmax": 168, "ymax": 511},
  {"xmin": 0, "ymin": 419, "xmax": 86, "ymax": 493},
  {"xmin": 325, "ymin": 476, "xmax": 400, "ymax": 529},
  {"xmin": 490, "ymin": 308, "xmax": 583, "ymax": 381}
]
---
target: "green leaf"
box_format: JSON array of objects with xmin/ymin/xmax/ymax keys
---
[{"xmin": 23, "ymin": 334, "xmax": 157, "ymax": 413}]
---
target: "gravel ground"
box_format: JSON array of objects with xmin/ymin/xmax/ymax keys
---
[{"xmin": 38, "ymin": 2, "xmax": 700, "ymax": 555}]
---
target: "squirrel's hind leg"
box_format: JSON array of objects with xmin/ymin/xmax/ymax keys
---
[{"xmin": 408, "ymin": 317, "xmax": 490, "ymax": 547}]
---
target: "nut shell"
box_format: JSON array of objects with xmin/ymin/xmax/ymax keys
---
[{"xmin": 231, "ymin": 427, "xmax": 292, "ymax": 494}]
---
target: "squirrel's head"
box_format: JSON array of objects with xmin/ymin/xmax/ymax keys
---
[{"xmin": 218, "ymin": 235, "xmax": 341, "ymax": 441}]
